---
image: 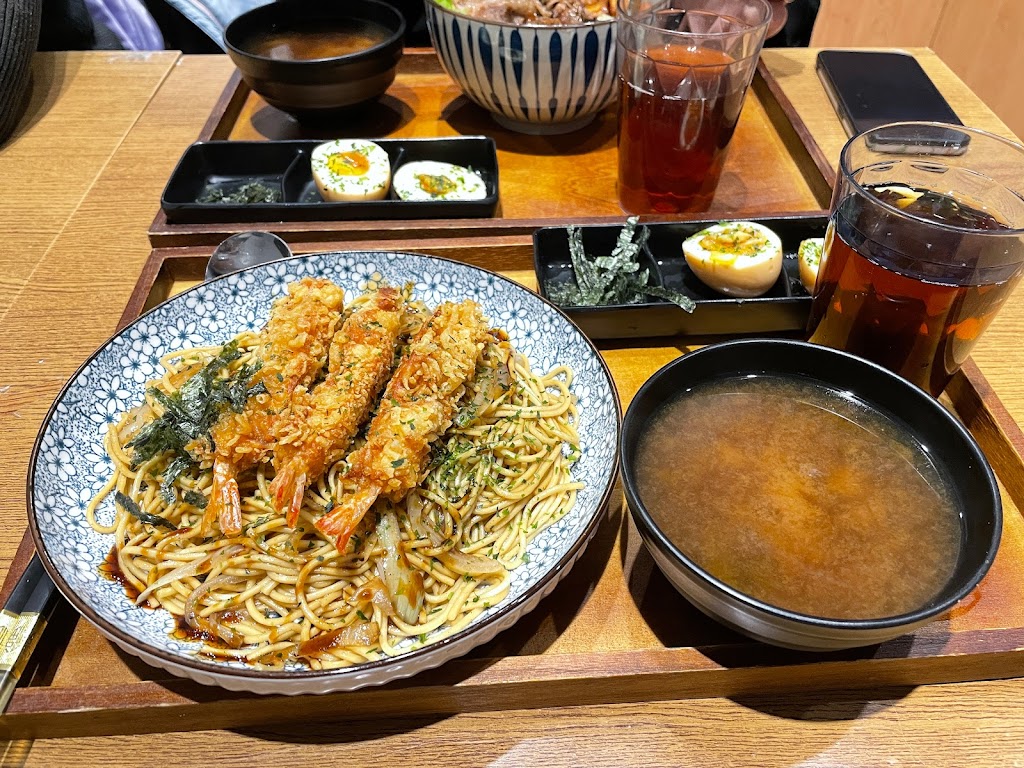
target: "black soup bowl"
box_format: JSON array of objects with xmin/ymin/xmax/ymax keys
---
[
  {"xmin": 620, "ymin": 338, "xmax": 1001, "ymax": 651},
  {"xmin": 224, "ymin": 0, "xmax": 405, "ymax": 119}
]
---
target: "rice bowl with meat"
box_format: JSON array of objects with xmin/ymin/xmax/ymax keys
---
[
  {"xmin": 438, "ymin": 0, "xmax": 615, "ymax": 25},
  {"xmin": 426, "ymin": 0, "xmax": 619, "ymax": 133}
]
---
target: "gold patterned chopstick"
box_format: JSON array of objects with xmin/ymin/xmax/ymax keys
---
[{"xmin": 0, "ymin": 555, "xmax": 59, "ymax": 713}]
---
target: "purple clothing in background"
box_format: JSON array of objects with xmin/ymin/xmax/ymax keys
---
[
  {"xmin": 84, "ymin": 0, "xmax": 164, "ymax": 49},
  {"xmin": 158, "ymin": 0, "xmax": 271, "ymax": 49}
]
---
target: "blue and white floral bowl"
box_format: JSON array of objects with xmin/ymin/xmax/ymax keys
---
[
  {"xmin": 29, "ymin": 251, "xmax": 620, "ymax": 695},
  {"xmin": 425, "ymin": 0, "xmax": 619, "ymax": 134}
]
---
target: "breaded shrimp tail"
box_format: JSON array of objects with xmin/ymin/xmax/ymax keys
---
[
  {"xmin": 271, "ymin": 286, "xmax": 406, "ymax": 527},
  {"xmin": 200, "ymin": 277, "xmax": 344, "ymax": 536},
  {"xmin": 315, "ymin": 300, "xmax": 490, "ymax": 552}
]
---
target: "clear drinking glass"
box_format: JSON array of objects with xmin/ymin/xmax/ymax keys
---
[
  {"xmin": 806, "ymin": 122, "xmax": 1024, "ymax": 396},
  {"xmin": 615, "ymin": 0, "xmax": 771, "ymax": 214}
]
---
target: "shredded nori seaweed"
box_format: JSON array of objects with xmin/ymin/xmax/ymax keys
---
[
  {"xmin": 546, "ymin": 217, "xmax": 696, "ymax": 312},
  {"xmin": 125, "ymin": 341, "xmax": 267, "ymax": 499},
  {"xmin": 115, "ymin": 491, "xmax": 178, "ymax": 531},
  {"xmin": 198, "ymin": 182, "xmax": 282, "ymax": 205},
  {"xmin": 182, "ymin": 489, "xmax": 209, "ymax": 509},
  {"xmin": 127, "ymin": 340, "xmax": 244, "ymax": 464}
]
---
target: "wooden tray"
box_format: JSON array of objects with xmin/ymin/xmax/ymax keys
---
[
  {"xmin": 5, "ymin": 234, "xmax": 1024, "ymax": 740},
  {"xmin": 147, "ymin": 50, "xmax": 834, "ymax": 247}
]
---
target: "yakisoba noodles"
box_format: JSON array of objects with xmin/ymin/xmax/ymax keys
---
[{"xmin": 88, "ymin": 280, "xmax": 582, "ymax": 668}]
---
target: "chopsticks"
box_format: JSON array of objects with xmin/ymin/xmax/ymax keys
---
[
  {"xmin": 0, "ymin": 555, "xmax": 60, "ymax": 712},
  {"xmin": 0, "ymin": 239, "xmax": 265, "ymax": 711}
]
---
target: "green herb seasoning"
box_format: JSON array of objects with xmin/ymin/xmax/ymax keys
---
[{"xmin": 198, "ymin": 181, "xmax": 282, "ymax": 205}]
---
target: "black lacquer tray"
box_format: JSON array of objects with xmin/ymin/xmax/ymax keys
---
[
  {"xmin": 534, "ymin": 214, "xmax": 828, "ymax": 340},
  {"xmin": 162, "ymin": 137, "xmax": 500, "ymax": 224}
]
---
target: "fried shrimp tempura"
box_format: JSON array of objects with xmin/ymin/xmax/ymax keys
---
[
  {"xmin": 199, "ymin": 277, "xmax": 344, "ymax": 536},
  {"xmin": 270, "ymin": 286, "xmax": 406, "ymax": 527},
  {"xmin": 315, "ymin": 300, "xmax": 490, "ymax": 552}
]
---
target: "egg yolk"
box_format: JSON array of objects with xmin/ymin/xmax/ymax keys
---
[
  {"xmin": 327, "ymin": 151, "xmax": 370, "ymax": 176},
  {"xmin": 417, "ymin": 173, "xmax": 457, "ymax": 196},
  {"xmin": 698, "ymin": 226, "xmax": 770, "ymax": 260}
]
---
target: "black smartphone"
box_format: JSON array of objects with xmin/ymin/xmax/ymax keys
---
[{"xmin": 816, "ymin": 50, "xmax": 968, "ymax": 154}]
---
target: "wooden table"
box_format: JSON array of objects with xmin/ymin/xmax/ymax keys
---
[
  {"xmin": 0, "ymin": 51, "xmax": 179, "ymax": 320},
  {"xmin": 5, "ymin": 47, "xmax": 1024, "ymax": 766}
]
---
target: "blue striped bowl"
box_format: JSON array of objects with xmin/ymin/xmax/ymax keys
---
[{"xmin": 425, "ymin": 0, "xmax": 619, "ymax": 134}]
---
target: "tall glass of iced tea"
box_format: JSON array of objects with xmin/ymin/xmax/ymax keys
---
[
  {"xmin": 616, "ymin": 0, "xmax": 771, "ymax": 214},
  {"xmin": 807, "ymin": 122, "xmax": 1024, "ymax": 396}
]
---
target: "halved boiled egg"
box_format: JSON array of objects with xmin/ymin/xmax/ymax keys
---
[
  {"xmin": 682, "ymin": 221, "xmax": 783, "ymax": 298},
  {"xmin": 311, "ymin": 139, "xmax": 391, "ymax": 202},
  {"xmin": 798, "ymin": 236, "xmax": 825, "ymax": 295},
  {"xmin": 392, "ymin": 160, "xmax": 487, "ymax": 202}
]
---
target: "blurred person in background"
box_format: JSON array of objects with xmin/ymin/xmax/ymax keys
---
[
  {"xmin": 1, "ymin": 0, "xmax": 815, "ymax": 144},
  {"xmin": 38, "ymin": 0, "xmax": 163, "ymax": 49}
]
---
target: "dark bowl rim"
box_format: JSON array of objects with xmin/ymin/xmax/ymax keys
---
[
  {"xmin": 424, "ymin": 0, "xmax": 616, "ymax": 29},
  {"xmin": 224, "ymin": 0, "xmax": 406, "ymax": 67},
  {"xmin": 619, "ymin": 337, "xmax": 1002, "ymax": 632}
]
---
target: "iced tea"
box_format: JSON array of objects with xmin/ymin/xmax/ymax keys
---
[
  {"xmin": 617, "ymin": 46, "xmax": 746, "ymax": 213},
  {"xmin": 615, "ymin": 0, "xmax": 771, "ymax": 214},
  {"xmin": 807, "ymin": 184, "xmax": 1022, "ymax": 395}
]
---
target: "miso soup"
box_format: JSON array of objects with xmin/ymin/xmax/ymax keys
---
[
  {"xmin": 246, "ymin": 20, "xmax": 389, "ymax": 61},
  {"xmin": 635, "ymin": 375, "xmax": 962, "ymax": 620}
]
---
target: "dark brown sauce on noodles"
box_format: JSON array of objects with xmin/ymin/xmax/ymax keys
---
[
  {"xmin": 635, "ymin": 375, "xmax": 962, "ymax": 620},
  {"xmin": 101, "ymin": 548, "xmax": 254, "ymax": 654},
  {"xmin": 173, "ymin": 611, "xmax": 248, "ymax": 649},
  {"xmin": 99, "ymin": 547, "xmax": 141, "ymax": 603}
]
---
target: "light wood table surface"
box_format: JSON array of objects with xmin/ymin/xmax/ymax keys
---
[
  {"xmin": 0, "ymin": 51, "xmax": 180, "ymax": 323},
  {"xmin": 6, "ymin": 48, "xmax": 1024, "ymax": 766}
]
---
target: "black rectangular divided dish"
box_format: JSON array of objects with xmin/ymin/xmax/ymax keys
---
[
  {"xmin": 534, "ymin": 215, "xmax": 828, "ymax": 340},
  {"xmin": 161, "ymin": 138, "xmax": 499, "ymax": 224}
]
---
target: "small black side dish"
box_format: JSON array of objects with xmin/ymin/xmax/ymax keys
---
[
  {"xmin": 223, "ymin": 0, "xmax": 405, "ymax": 118},
  {"xmin": 162, "ymin": 138, "xmax": 500, "ymax": 224},
  {"xmin": 534, "ymin": 214, "xmax": 827, "ymax": 339}
]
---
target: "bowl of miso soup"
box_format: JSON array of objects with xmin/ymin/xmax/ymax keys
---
[
  {"xmin": 224, "ymin": 0, "xmax": 405, "ymax": 118},
  {"xmin": 620, "ymin": 339, "xmax": 1001, "ymax": 651}
]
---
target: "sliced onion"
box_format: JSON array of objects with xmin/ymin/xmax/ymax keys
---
[
  {"xmin": 455, "ymin": 343, "xmax": 513, "ymax": 429},
  {"xmin": 135, "ymin": 544, "xmax": 243, "ymax": 606},
  {"xmin": 493, "ymin": 343, "xmax": 513, "ymax": 392},
  {"xmin": 183, "ymin": 573, "xmax": 246, "ymax": 648},
  {"xmin": 437, "ymin": 549, "xmax": 506, "ymax": 577},
  {"xmin": 351, "ymin": 577, "xmax": 394, "ymax": 617},
  {"xmin": 376, "ymin": 511, "xmax": 424, "ymax": 625},
  {"xmin": 297, "ymin": 621, "xmax": 380, "ymax": 658},
  {"xmin": 117, "ymin": 404, "xmax": 152, "ymax": 444},
  {"xmin": 407, "ymin": 492, "xmax": 445, "ymax": 547}
]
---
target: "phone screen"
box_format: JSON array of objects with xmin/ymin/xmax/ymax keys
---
[{"xmin": 816, "ymin": 50, "xmax": 964, "ymax": 139}]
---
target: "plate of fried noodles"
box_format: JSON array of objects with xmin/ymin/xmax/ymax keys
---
[{"xmin": 29, "ymin": 251, "xmax": 619, "ymax": 694}]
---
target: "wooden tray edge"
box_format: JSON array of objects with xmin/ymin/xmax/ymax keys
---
[
  {"xmin": 6, "ymin": 627, "xmax": 1024, "ymax": 739},
  {"xmin": 7, "ymin": 243, "xmax": 1024, "ymax": 735},
  {"xmin": 949, "ymin": 360, "xmax": 1024, "ymax": 513},
  {"xmin": 199, "ymin": 69, "xmax": 245, "ymax": 142},
  {"xmin": 145, "ymin": 55, "xmax": 834, "ymax": 248}
]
